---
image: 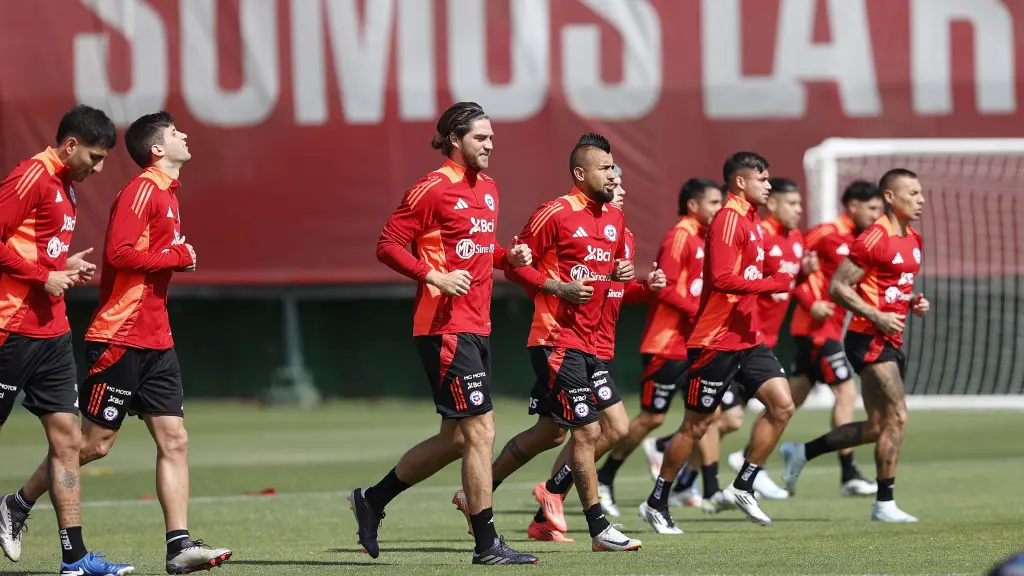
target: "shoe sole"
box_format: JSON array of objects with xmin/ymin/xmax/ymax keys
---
[
  {"xmin": 592, "ymin": 542, "xmax": 642, "ymax": 552},
  {"xmin": 451, "ymin": 493, "xmax": 474, "ymax": 536},
  {"xmin": 166, "ymin": 551, "xmax": 232, "ymax": 574}
]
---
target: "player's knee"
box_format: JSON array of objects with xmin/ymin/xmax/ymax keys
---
[
  {"xmin": 572, "ymin": 422, "xmax": 602, "ymax": 446},
  {"xmin": 637, "ymin": 411, "xmax": 666, "ymax": 432},
  {"xmin": 46, "ymin": 417, "xmax": 82, "ymax": 454},
  {"xmin": 768, "ymin": 396, "xmax": 796, "ymax": 423},
  {"xmin": 718, "ymin": 408, "xmax": 744, "ymax": 433},
  {"xmin": 157, "ymin": 426, "xmax": 189, "ymax": 459},
  {"xmin": 81, "ymin": 437, "xmax": 114, "ymax": 463},
  {"xmin": 890, "ymin": 405, "xmax": 909, "ymax": 430},
  {"xmin": 603, "ymin": 418, "xmax": 628, "ymax": 446},
  {"xmin": 681, "ymin": 416, "xmax": 712, "ymax": 440}
]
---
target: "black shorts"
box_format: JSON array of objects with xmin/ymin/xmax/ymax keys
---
[
  {"xmin": 719, "ymin": 381, "xmax": 745, "ymax": 411},
  {"xmin": 684, "ymin": 344, "xmax": 785, "ymax": 414},
  {"xmin": 0, "ymin": 332, "xmax": 78, "ymax": 424},
  {"xmin": 638, "ymin": 354, "xmax": 690, "ymax": 414},
  {"xmin": 791, "ymin": 337, "xmax": 856, "ymax": 385},
  {"xmin": 415, "ymin": 333, "xmax": 493, "ymax": 419},
  {"xmin": 528, "ymin": 346, "xmax": 600, "ymax": 427},
  {"xmin": 591, "ymin": 359, "xmax": 622, "ymax": 411},
  {"xmin": 844, "ymin": 332, "xmax": 907, "ymax": 379},
  {"xmin": 80, "ymin": 342, "xmax": 184, "ymax": 429}
]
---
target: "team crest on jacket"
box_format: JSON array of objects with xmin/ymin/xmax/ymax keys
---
[
  {"xmin": 484, "ymin": 193, "xmax": 495, "ymax": 211},
  {"xmin": 603, "ymin": 224, "xmax": 617, "ymax": 241},
  {"xmin": 793, "ymin": 243, "xmax": 803, "ymax": 258}
]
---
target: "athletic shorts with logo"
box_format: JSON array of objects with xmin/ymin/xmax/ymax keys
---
[
  {"xmin": 638, "ymin": 354, "xmax": 690, "ymax": 414},
  {"xmin": 528, "ymin": 346, "xmax": 600, "ymax": 427},
  {"xmin": 791, "ymin": 336, "xmax": 855, "ymax": 385},
  {"xmin": 844, "ymin": 332, "xmax": 907, "ymax": 379},
  {"xmin": 81, "ymin": 342, "xmax": 185, "ymax": 429},
  {"xmin": 415, "ymin": 333, "xmax": 493, "ymax": 419},
  {"xmin": 591, "ymin": 358, "xmax": 622, "ymax": 411},
  {"xmin": 0, "ymin": 332, "xmax": 78, "ymax": 424},
  {"xmin": 684, "ymin": 344, "xmax": 785, "ymax": 414}
]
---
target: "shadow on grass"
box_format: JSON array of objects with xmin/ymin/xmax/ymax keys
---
[{"xmin": 234, "ymin": 559, "xmax": 390, "ymax": 567}]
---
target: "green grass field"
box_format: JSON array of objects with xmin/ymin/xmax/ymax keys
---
[{"xmin": 1, "ymin": 399, "xmax": 1022, "ymax": 575}]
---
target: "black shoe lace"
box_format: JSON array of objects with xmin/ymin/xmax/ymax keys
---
[
  {"xmin": 9, "ymin": 510, "xmax": 28, "ymax": 539},
  {"xmin": 188, "ymin": 539, "xmax": 211, "ymax": 550}
]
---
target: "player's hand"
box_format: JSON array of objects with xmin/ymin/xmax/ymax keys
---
[
  {"xmin": 645, "ymin": 262, "xmax": 666, "ymax": 291},
  {"xmin": 611, "ymin": 259, "xmax": 634, "ymax": 282},
  {"xmin": 427, "ymin": 269, "xmax": 473, "ymax": 296},
  {"xmin": 802, "ymin": 250, "xmax": 820, "ymax": 275},
  {"xmin": 181, "ymin": 241, "xmax": 197, "ymax": 272},
  {"xmin": 557, "ymin": 277, "xmax": 594, "ymax": 304},
  {"xmin": 872, "ymin": 312, "xmax": 906, "ymax": 336},
  {"xmin": 912, "ymin": 294, "xmax": 930, "ymax": 317},
  {"xmin": 44, "ymin": 270, "xmax": 77, "ymax": 298},
  {"xmin": 508, "ymin": 236, "xmax": 532, "ymax": 268},
  {"xmin": 66, "ymin": 247, "xmax": 97, "ymax": 283},
  {"xmin": 810, "ymin": 300, "xmax": 836, "ymax": 321}
]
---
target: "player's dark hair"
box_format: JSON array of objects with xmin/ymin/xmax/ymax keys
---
[
  {"xmin": 878, "ymin": 168, "xmax": 918, "ymax": 193},
  {"xmin": 569, "ymin": 133, "xmax": 611, "ymax": 176},
  {"xmin": 125, "ymin": 111, "xmax": 176, "ymax": 169},
  {"xmin": 768, "ymin": 177, "xmax": 800, "ymax": 195},
  {"xmin": 431, "ymin": 102, "xmax": 488, "ymax": 156},
  {"xmin": 723, "ymin": 151, "xmax": 770, "ymax": 184},
  {"xmin": 678, "ymin": 178, "xmax": 719, "ymax": 216},
  {"xmin": 841, "ymin": 179, "xmax": 883, "ymax": 205},
  {"xmin": 56, "ymin": 105, "xmax": 116, "ymax": 150}
]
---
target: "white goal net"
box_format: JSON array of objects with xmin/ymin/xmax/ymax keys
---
[{"xmin": 802, "ymin": 138, "xmax": 1024, "ymax": 406}]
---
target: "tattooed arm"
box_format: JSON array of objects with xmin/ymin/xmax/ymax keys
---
[{"xmin": 827, "ymin": 259, "xmax": 873, "ymax": 319}]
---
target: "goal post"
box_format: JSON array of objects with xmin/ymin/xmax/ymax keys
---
[{"xmin": 796, "ymin": 138, "xmax": 1024, "ymax": 409}]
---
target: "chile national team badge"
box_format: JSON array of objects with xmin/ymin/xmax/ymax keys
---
[{"xmin": 603, "ymin": 224, "xmax": 617, "ymax": 241}]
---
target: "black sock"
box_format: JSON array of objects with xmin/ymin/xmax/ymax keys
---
[
  {"xmin": 654, "ymin": 434, "xmax": 673, "ymax": 453},
  {"xmin": 583, "ymin": 503, "xmax": 611, "ymax": 538},
  {"xmin": 701, "ymin": 462, "xmax": 720, "ymax": 499},
  {"xmin": 533, "ymin": 507, "xmax": 546, "ymax": 524},
  {"xmin": 671, "ymin": 465, "xmax": 698, "ymax": 493},
  {"xmin": 59, "ymin": 527, "xmax": 88, "ymax": 565},
  {"xmin": 733, "ymin": 461, "xmax": 760, "ymax": 493},
  {"xmin": 597, "ymin": 456, "xmax": 624, "ymax": 485},
  {"xmin": 876, "ymin": 477, "xmax": 895, "ymax": 502},
  {"xmin": 646, "ymin": 477, "xmax": 670, "ymax": 510},
  {"xmin": 804, "ymin": 434, "xmax": 835, "ymax": 460},
  {"xmin": 839, "ymin": 452, "xmax": 857, "ymax": 483},
  {"xmin": 545, "ymin": 464, "xmax": 574, "ymax": 495},
  {"xmin": 166, "ymin": 530, "xmax": 191, "ymax": 554},
  {"xmin": 470, "ymin": 508, "xmax": 499, "ymax": 553},
  {"xmin": 11, "ymin": 489, "xmax": 35, "ymax": 512},
  {"xmin": 364, "ymin": 468, "xmax": 411, "ymax": 511},
  {"xmin": 742, "ymin": 444, "xmax": 750, "ymax": 459}
]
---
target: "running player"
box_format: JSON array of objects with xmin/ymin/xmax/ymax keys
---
[
  {"xmin": 3, "ymin": 112, "xmax": 231, "ymax": 574},
  {"xmin": 638, "ymin": 152, "xmax": 797, "ymax": 534},
  {"xmin": 0, "ymin": 106, "xmax": 135, "ymax": 575},
  {"xmin": 781, "ymin": 180, "xmax": 884, "ymax": 497},
  {"xmin": 523, "ymin": 165, "xmax": 665, "ymax": 542},
  {"xmin": 596, "ymin": 178, "xmax": 721, "ymax": 512},
  {"xmin": 487, "ymin": 133, "xmax": 643, "ymax": 551},
  {"xmin": 351, "ymin": 102, "xmax": 537, "ymax": 565},
  {"xmin": 782, "ymin": 169, "xmax": 927, "ymax": 522}
]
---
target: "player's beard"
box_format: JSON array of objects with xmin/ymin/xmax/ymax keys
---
[
  {"xmin": 596, "ymin": 186, "xmax": 615, "ymax": 203},
  {"xmin": 464, "ymin": 149, "xmax": 489, "ymax": 171}
]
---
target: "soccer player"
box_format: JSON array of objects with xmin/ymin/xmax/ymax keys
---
[
  {"xmin": 781, "ymin": 180, "xmax": 885, "ymax": 497},
  {"xmin": 351, "ymin": 102, "xmax": 537, "ymax": 565},
  {"xmin": 523, "ymin": 164, "xmax": 665, "ymax": 542},
  {"xmin": 487, "ymin": 133, "xmax": 642, "ymax": 551},
  {"xmin": 781, "ymin": 169, "xmax": 927, "ymax": 522},
  {"xmin": 0, "ymin": 106, "xmax": 135, "ymax": 575},
  {"xmin": 3, "ymin": 111, "xmax": 232, "ymax": 574},
  {"xmin": 596, "ymin": 178, "xmax": 721, "ymax": 512},
  {"xmin": 638, "ymin": 152, "xmax": 796, "ymax": 534}
]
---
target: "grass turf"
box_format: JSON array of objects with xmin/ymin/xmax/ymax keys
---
[{"xmin": 1, "ymin": 399, "xmax": 1022, "ymax": 575}]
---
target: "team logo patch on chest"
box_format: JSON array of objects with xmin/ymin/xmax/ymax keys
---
[
  {"xmin": 484, "ymin": 193, "xmax": 495, "ymax": 211},
  {"xmin": 603, "ymin": 224, "xmax": 617, "ymax": 242}
]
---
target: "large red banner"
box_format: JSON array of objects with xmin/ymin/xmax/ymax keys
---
[{"xmin": 1, "ymin": 0, "xmax": 1022, "ymax": 285}]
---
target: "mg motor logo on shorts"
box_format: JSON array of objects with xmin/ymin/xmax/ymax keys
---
[
  {"xmin": 60, "ymin": 214, "xmax": 76, "ymax": 232},
  {"xmin": 469, "ymin": 217, "xmax": 494, "ymax": 234},
  {"xmin": 743, "ymin": 265, "xmax": 762, "ymax": 280},
  {"xmin": 584, "ymin": 245, "xmax": 611, "ymax": 262},
  {"xmin": 570, "ymin": 264, "xmax": 591, "ymax": 281},
  {"xmin": 455, "ymin": 239, "xmax": 495, "ymax": 259},
  {"xmin": 898, "ymin": 272, "xmax": 915, "ymax": 287},
  {"xmin": 46, "ymin": 237, "xmax": 69, "ymax": 258}
]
